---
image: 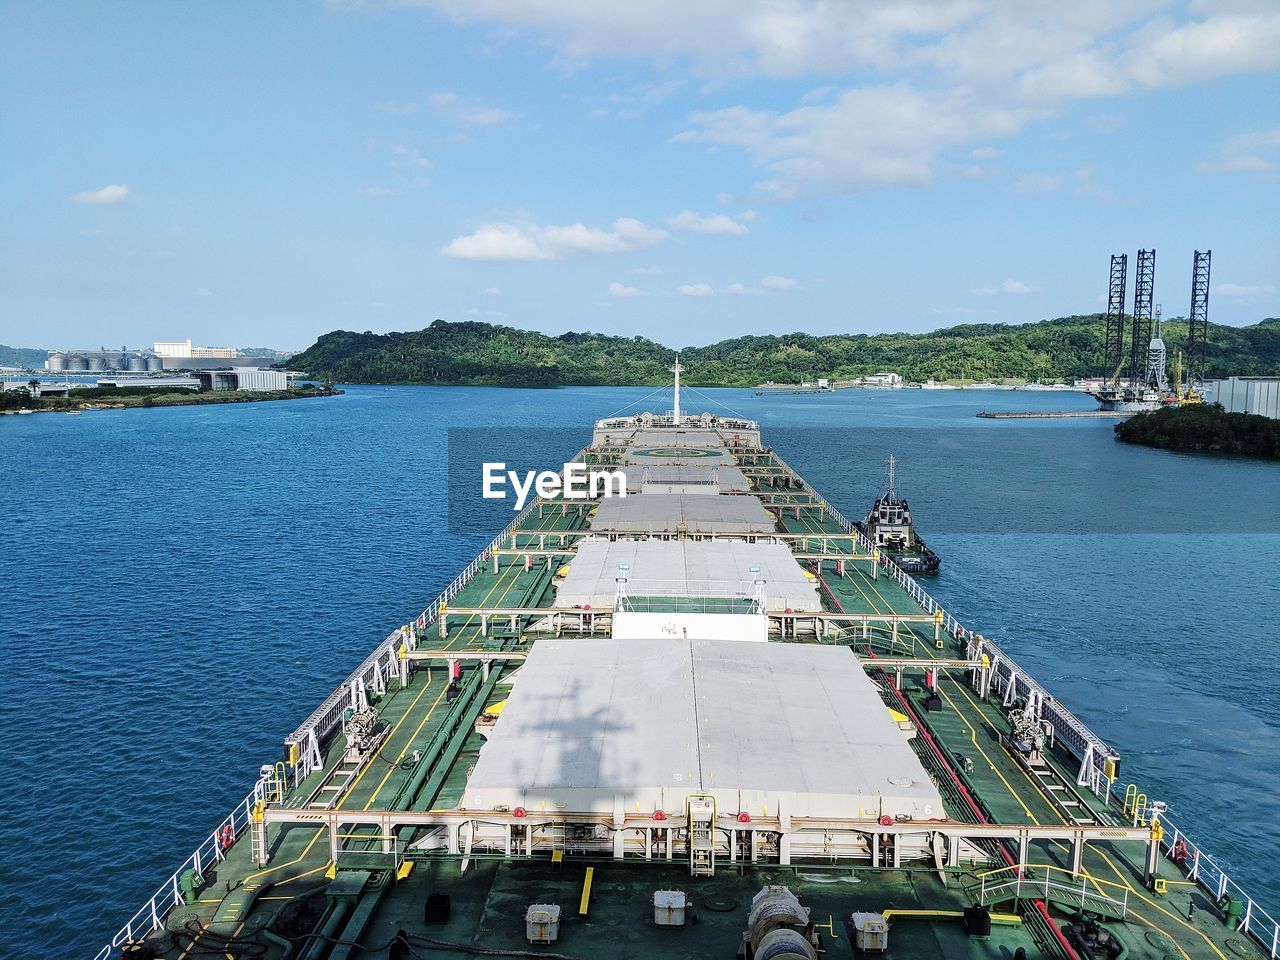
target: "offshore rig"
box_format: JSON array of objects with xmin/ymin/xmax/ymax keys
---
[{"xmin": 1091, "ymin": 249, "xmax": 1212, "ymax": 412}]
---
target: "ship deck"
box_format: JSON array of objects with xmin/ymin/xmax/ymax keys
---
[{"xmin": 103, "ymin": 415, "xmax": 1275, "ymax": 960}]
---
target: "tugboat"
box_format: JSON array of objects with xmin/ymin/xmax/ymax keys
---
[{"xmin": 860, "ymin": 454, "xmax": 940, "ymax": 574}]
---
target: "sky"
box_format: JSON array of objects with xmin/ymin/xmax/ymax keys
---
[{"xmin": 1, "ymin": 1, "xmax": 1278, "ymax": 351}]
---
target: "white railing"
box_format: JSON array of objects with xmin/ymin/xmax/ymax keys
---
[
  {"xmin": 767, "ymin": 447, "xmax": 1120, "ymax": 778},
  {"xmin": 594, "ymin": 413, "xmax": 759, "ymax": 432},
  {"xmin": 100, "ymin": 450, "xmax": 567, "ymax": 957},
  {"xmin": 94, "ymin": 774, "xmax": 271, "ymax": 960},
  {"xmin": 282, "ymin": 483, "xmax": 548, "ymax": 764},
  {"xmin": 1155, "ymin": 814, "xmax": 1280, "ymax": 958},
  {"xmin": 976, "ymin": 869, "xmax": 1129, "ymax": 919},
  {"xmin": 783, "ymin": 447, "xmax": 1279, "ymax": 959}
]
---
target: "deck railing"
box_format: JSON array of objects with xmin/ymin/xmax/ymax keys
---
[
  {"xmin": 782, "ymin": 448, "xmax": 1280, "ymax": 960},
  {"xmin": 94, "ymin": 774, "xmax": 271, "ymax": 960},
  {"xmin": 98, "ymin": 455, "xmax": 561, "ymax": 958},
  {"xmin": 767, "ymin": 447, "xmax": 1120, "ymax": 783},
  {"xmin": 1154, "ymin": 814, "xmax": 1280, "ymax": 958},
  {"xmin": 975, "ymin": 866, "xmax": 1129, "ymax": 919},
  {"xmin": 283, "ymin": 492, "xmax": 547, "ymax": 763}
]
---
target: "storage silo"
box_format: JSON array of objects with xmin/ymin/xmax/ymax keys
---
[
  {"xmin": 145, "ymin": 354, "xmax": 163, "ymax": 372},
  {"xmin": 46, "ymin": 351, "xmax": 67, "ymax": 372},
  {"xmin": 87, "ymin": 354, "xmax": 107, "ymax": 372},
  {"xmin": 66, "ymin": 353, "xmax": 89, "ymax": 372},
  {"xmin": 127, "ymin": 354, "xmax": 147, "ymax": 372}
]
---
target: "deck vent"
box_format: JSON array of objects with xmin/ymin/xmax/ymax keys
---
[
  {"xmin": 850, "ymin": 913, "xmax": 890, "ymax": 952},
  {"xmin": 526, "ymin": 904, "xmax": 562, "ymax": 944},
  {"xmin": 654, "ymin": 889, "xmax": 687, "ymax": 927}
]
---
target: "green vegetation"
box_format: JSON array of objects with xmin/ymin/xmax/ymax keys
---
[
  {"xmin": 0, "ymin": 383, "xmax": 341, "ymax": 413},
  {"xmin": 0, "ymin": 344, "xmax": 49, "ymax": 368},
  {"xmin": 288, "ymin": 317, "xmax": 1280, "ymax": 387},
  {"xmin": 1115, "ymin": 403, "xmax": 1280, "ymax": 460}
]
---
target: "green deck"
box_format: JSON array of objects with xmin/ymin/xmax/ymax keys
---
[{"xmin": 121, "ymin": 434, "xmax": 1271, "ymax": 960}]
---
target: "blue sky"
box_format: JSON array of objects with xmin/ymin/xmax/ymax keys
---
[{"xmin": 2, "ymin": 1, "xmax": 1277, "ymax": 350}]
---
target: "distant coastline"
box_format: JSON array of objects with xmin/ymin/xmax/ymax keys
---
[
  {"xmin": 284, "ymin": 316, "xmax": 1280, "ymax": 388},
  {"xmin": 1, "ymin": 384, "xmax": 343, "ymax": 415}
]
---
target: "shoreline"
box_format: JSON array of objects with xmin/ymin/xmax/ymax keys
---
[{"xmin": 1, "ymin": 386, "xmax": 344, "ymax": 415}]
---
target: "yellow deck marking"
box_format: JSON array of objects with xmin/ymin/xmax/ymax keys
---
[
  {"xmin": 579, "ymin": 866, "xmax": 594, "ymax": 915},
  {"xmin": 339, "ymin": 513, "xmax": 560, "ymax": 807},
  {"xmin": 363, "ymin": 684, "xmax": 450, "ymax": 808},
  {"xmin": 1094, "ymin": 849, "xmax": 1225, "ymax": 960},
  {"xmin": 349, "ymin": 508, "xmax": 570, "ymax": 809},
  {"xmin": 242, "ymin": 826, "xmax": 325, "ymax": 884}
]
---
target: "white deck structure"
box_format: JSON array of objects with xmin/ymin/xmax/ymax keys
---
[
  {"xmin": 610, "ymin": 463, "xmax": 752, "ymax": 494},
  {"xmin": 461, "ymin": 638, "xmax": 945, "ymax": 822},
  {"xmin": 592, "ymin": 493, "xmax": 774, "ymax": 533},
  {"xmin": 554, "ymin": 539, "xmax": 820, "ymax": 612}
]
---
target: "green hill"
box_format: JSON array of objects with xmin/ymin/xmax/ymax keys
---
[
  {"xmin": 0, "ymin": 344, "xmax": 49, "ymax": 369},
  {"xmin": 286, "ymin": 316, "xmax": 1280, "ymax": 387}
]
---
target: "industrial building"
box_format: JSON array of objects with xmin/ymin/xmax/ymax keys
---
[
  {"xmin": 1212, "ymin": 376, "xmax": 1280, "ymax": 420},
  {"xmin": 153, "ymin": 339, "xmax": 239, "ymax": 359},
  {"xmin": 194, "ymin": 368, "xmax": 288, "ymax": 392},
  {"xmin": 95, "ymin": 377, "xmax": 201, "ymax": 391},
  {"xmin": 47, "ymin": 350, "xmax": 163, "ymax": 373}
]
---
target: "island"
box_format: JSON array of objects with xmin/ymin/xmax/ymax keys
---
[{"xmin": 1114, "ymin": 403, "xmax": 1280, "ymax": 460}]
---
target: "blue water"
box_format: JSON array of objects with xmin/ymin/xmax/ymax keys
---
[{"xmin": 1, "ymin": 385, "xmax": 1277, "ymax": 955}]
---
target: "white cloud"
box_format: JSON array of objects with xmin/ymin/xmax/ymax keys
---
[
  {"xmin": 375, "ymin": 100, "xmax": 420, "ymax": 114},
  {"xmin": 629, "ymin": 265, "xmax": 661, "ymax": 275},
  {"xmin": 608, "ymin": 281, "xmax": 641, "ymax": 296},
  {"xmin": 1214, "ymin": 282, "xmax": 1276, "ymax": 299},
  {"xmin": 667, "ymin": 210, "xmax": 750, "ymax": 235},
  {"xmin": 1196, "ymin": 128, "xmax": 1280, "ymax": 174},
  {"xmin": 441, "ymin": 217, "xmax": 667, "ymax": 261},
  {"xmin": 761, "ymin": 274, "xmax": 797, "ymax": 290},
  {"xmin": 1014, "ymin": 172, "xmax": 1064, "ymax": 192},
  {"xmin": 725, "ymin": 282, "xmax": 749, "ymax": 295},
  {"xmin": 484, "ymin": 286, "xmax": 502, "ymax": 296},
  {"xmin": 1197, "ymin": 155, "xmax": 1272, "ymax": 174},
  {"xmin": 194, "ymin": 287, "xmax": 212, "ymax": 297},
  {"xmin": 72, "ymin": 184, "xmax": 129, "ymax": 204},
  {"xmin": 391, "ymin": 144, "xmax": 432, "ymax": 169},
  {"xmin": 359, "ymin": 186, "xmax": 398, "ymax": 197},
  {"xmin": 393, "ymin": 3, "xmax": 1280, "ymax": 194},
  {"xmin": 678, "ymin": 283, "xmax": 714, "ymax": 296},
  {"xmin": 678, "ymin": 85, "xmax": 1033, "ymax": 192},
  {"xmin": 976, "ymin": 278, "xmax": 1041, "ymax": 295},
  {"xmin": 971, "ymin": 146, "xmax": 1003, "ymax": 159},
  {"xmin": 430, "ymin": 91, "xmax": 515, "ymax": 126}
]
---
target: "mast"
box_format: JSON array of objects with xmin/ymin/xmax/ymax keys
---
[
  {"xmin": 886, "ymin": 454, "xmax": 897, "ymax": 500},
  {"xmin": 670, "ymin": 353, "xmax": 683, "ymax": 423}
]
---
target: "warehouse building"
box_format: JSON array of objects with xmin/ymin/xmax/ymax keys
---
[
  {"xmin": 194, "ymin": 368, "xmax": 288, "ymax": 392},
  {"xmin": 1213, "ymin": 377, "xmax": 1280, "ymax": 420}
]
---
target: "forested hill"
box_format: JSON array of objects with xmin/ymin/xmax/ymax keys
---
[
  {"xmin": 0, "ymin": 344, "xmax": 50, "ymax": 368},
  {"xmin": 286, "ymin": 316, "xmax": 1280, "ymax": 387}
]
